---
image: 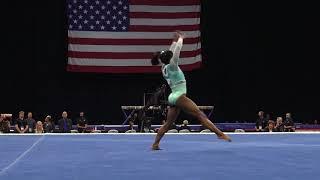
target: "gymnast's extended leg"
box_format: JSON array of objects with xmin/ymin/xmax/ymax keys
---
[
  {"xmin": 176, "ymin": 95, "xmax": 231, "ymax": 142},
  {"xmin": 152, "ymin": 107, "xmax": 180, "ymax": 150}
]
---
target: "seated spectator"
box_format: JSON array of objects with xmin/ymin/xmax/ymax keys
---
[
  {"xmin": 0, "ymin": 114, "xmax": 10, "ymax": 133},
  {"xmin": 170, "ymin": 122, "xmax": 177, "ymax": 131},
  {"xmin": 58, "ymin": 111, "xmax": 72, "ymax": 133},
  {"xmin": 35, "ymin": 121, "xmax": 44, "ymax": 133},
  {"xmin": 15, "ymin": 111, "xmax": 28, "ymax": 133},
  {"xmin": 43, "ymin": 115, "xmax": 55, "ymax": 133},
  {"xmin": 180, "ymin": 120, "xmax": 191, "ymax": 131},
  {"xmin": 77, "ymin": 112, "xmax": 88, "ymax": 133},
  {"xmin": 265, "ymin": 113, "xmax": 271, "ymax": 125},
  {"xmin": 26, "ymin": 112, "xmax": 36, "ymax": 133},
  {"xmin": 284, "ymin": 113, "xmax": 295, "ymax": 132},
  {"xmin": 127, "ymin": 120, "xmax": 134, "ymax": 131},
  {"xmin": 314, "ymin": 120, "xmax": 318, "ymax": 125},
  {"xmin": 264, "ymin": 120, "xmax": 276, "ymax": 132},
  {"xmin": 143, "ymin": 117, "xmax": 153, "ymax": 133},
  {"xmin": 275, "ymin": 117, "xmax": 285, "ymax": 132},
  {"xmin": 125, "ymin": 120, "xmax": 137, "ymax": 133}
]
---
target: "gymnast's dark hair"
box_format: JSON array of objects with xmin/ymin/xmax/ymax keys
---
[
  {"xmin": 151, "ymin": 51, "xmax": 161, "ymax": 65},
  {"xmin": 151, "ymin": 50, "xmax": 173, "ymax": 65}
]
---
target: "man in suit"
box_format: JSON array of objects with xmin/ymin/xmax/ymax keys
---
[{"xmin": 58, "ymin": 111, "xmax": 72, "ymax": 133}]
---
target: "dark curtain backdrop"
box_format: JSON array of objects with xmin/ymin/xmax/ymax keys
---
[{"xmin": 1, "ymin": 0, "xmax": 318, "ymax": 124}]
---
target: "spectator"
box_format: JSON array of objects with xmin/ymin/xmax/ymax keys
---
[
  {"xmin": 26, "ymin": 112, "xmax": 36, "ymax": 133},
  {"xmin": 255, "ymin": 111, "xmax": 267, "ymax": 131},
  {"xmin": 284, "ymin": 113, "xmax": 295, "ymax": 132},
  {"xmin": 264, "ymin": 120, "xmax": 276, "ymax": 132},
  {"xmin": 77, "ymin": 112, "xmax": 88, "ymax": 133},
  {"xmin": 43, "ymin": 115, "xmax": 55, "ymax": 133},
  {"xmin": 130, "ymin": 112, "xmax": 139, "ymax": 130},
  {"xmin": 180, "ymin": 120, "xmax": 191, "ymax": 131},
  {"xmin": 128, "ymin": 120, "xmax": 134, "ymax": 131},
  {"xmin": 143, "ymin": 117, "xmax": 153, "ymax": 133},
  {"xmin": 131, "ymin": 112, "xmax": 138, "ymax": 123},
  {"xmin": 265, "ymin": 113, "xmax": 271, "ymax": 127},
  {"xmin": 0, "ymin": 114, "xmax": 10, "ymax": 133},
  {"xmin": 275, "ymin": 117, "xmax": 285, "ymax": 132},
  {"xmin": 35, "ymin": 121, "xmax": 44, "ymax": 133},
  {"xmin": 58, "ymin": 111, "xmax": 72, "ymax": 133},
  {"xmin": 15, "ymin": 111, "xmax": 28, "ymax": 133},
  {"xmin": 170, "ymin": 122, "xmax": 177, "ymax": 131},
  {"xmin": 314, "ymin": 120, "xmax": 318, "ymax": 125}
]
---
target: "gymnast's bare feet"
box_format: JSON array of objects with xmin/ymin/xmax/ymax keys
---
[
  {"xmin": 218, "ymin": 133, "xmax": 232, "ymax": 142},
  {"xmin": 152, "ymin": 143, "xmax": 161, "ymax": 150}
]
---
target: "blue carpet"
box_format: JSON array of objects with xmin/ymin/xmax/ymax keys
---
[{"xmin": 0, "ymin": 133, "xmax": 319, "ymax": 180}]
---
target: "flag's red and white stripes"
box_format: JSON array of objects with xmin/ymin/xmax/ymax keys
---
[{"xmin": 67, "ymin": 0, "xmax": 201, "ymax": 73}]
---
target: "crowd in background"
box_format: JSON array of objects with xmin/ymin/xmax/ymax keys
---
[
  {"xmin": 0, "ymin": 110, "xmax": 198, "ymax": 133},
  {"xmin": 255, "ymin": 111, "xmax": 296, "ymax": 132},
  {"xmin": 0, "ymin": 111, "xmax": 88, "ymax": 133},
  {"xmin": 1, "ymin": 110, "xmax": 319, "ymax": 133}
]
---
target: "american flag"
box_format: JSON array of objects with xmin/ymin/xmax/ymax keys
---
[{"xmin": 67, "ymin": 0, "xmax": 201, "ymax": 73}]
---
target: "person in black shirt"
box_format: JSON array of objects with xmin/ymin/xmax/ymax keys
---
[
  {"xmin": 126, "ymin": 112, "xmax": 137, "ymax": 132},
  {"xmin": 0, "ymin": 114, "xmax": 10, "ymax": 133},
  {"xmin": 284, "ymin": 113, "xmax": 295, "ymax": 132},
  {"xmin": 43, "ymin": 115, "xmax": 55, "ymax": 133},
  {"xmin": 58, "ymin": 111, "xmax": 72, "ymax": 133},
  {"xmin": 15, "ymin": 111, "xmax": 28, "ymax": 133},
  {"xmin": 255, "ymin": 111, "xmax": 267, "ymax": 131},
  {"xmin": 26, "ymin": 112, "xmax": 36, "ymax": 133},
  {"xmin": 77, "ymin": 112, "xmax": 88, "ymax": 133},
  {"xmin": 275, "ymin": 117, "xmax": 285, "ymax": 132}
]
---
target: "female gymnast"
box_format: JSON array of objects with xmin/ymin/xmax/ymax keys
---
[{"xmin": 151, "ymin": 31, "xmax": 231, "ymax": 150}]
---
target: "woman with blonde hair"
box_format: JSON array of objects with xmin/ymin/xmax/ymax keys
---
[{"xmin": 35, "ymin": 121, "xmax": 44, "ymax": 133}]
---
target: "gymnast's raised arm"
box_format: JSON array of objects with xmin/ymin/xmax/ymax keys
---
[{"xmin": 170, "ymin": 32, "xmax": 184, "ymax": 67}]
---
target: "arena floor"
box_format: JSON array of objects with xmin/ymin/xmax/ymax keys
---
[{"xmin": 0, "ymin": 132, "xmax": 319, "ymax": 180}]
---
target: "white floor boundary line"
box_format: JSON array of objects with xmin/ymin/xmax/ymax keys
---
[
  {"xmin": 0, "ymin": 135, "xmax": 45, "ymax": 176},
  {"xmin": 0, "ymin": 132, "xmax": 320, "ymax": 136}
]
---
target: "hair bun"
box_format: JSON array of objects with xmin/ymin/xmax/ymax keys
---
[{"xmin": 151, "ymin": 51, "xmax": 161, "ymax": 65}]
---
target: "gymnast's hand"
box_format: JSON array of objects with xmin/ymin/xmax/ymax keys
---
[
  {"xmin": 173, "ymin": 31, "xmax": 180, "ymax": 42},
  {"xmin": 175, "ymin": 30, "xmax": 185, "ymax": 39}
]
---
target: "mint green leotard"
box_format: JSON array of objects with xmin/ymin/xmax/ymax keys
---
[{"xmin": 161, "ymin": 38, "xmax": 186, "ymax": 105}]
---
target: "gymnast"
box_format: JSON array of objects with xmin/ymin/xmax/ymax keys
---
[{"xmin": 150, "ymin": 31, "xmax": 231, "ymax": 150}]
